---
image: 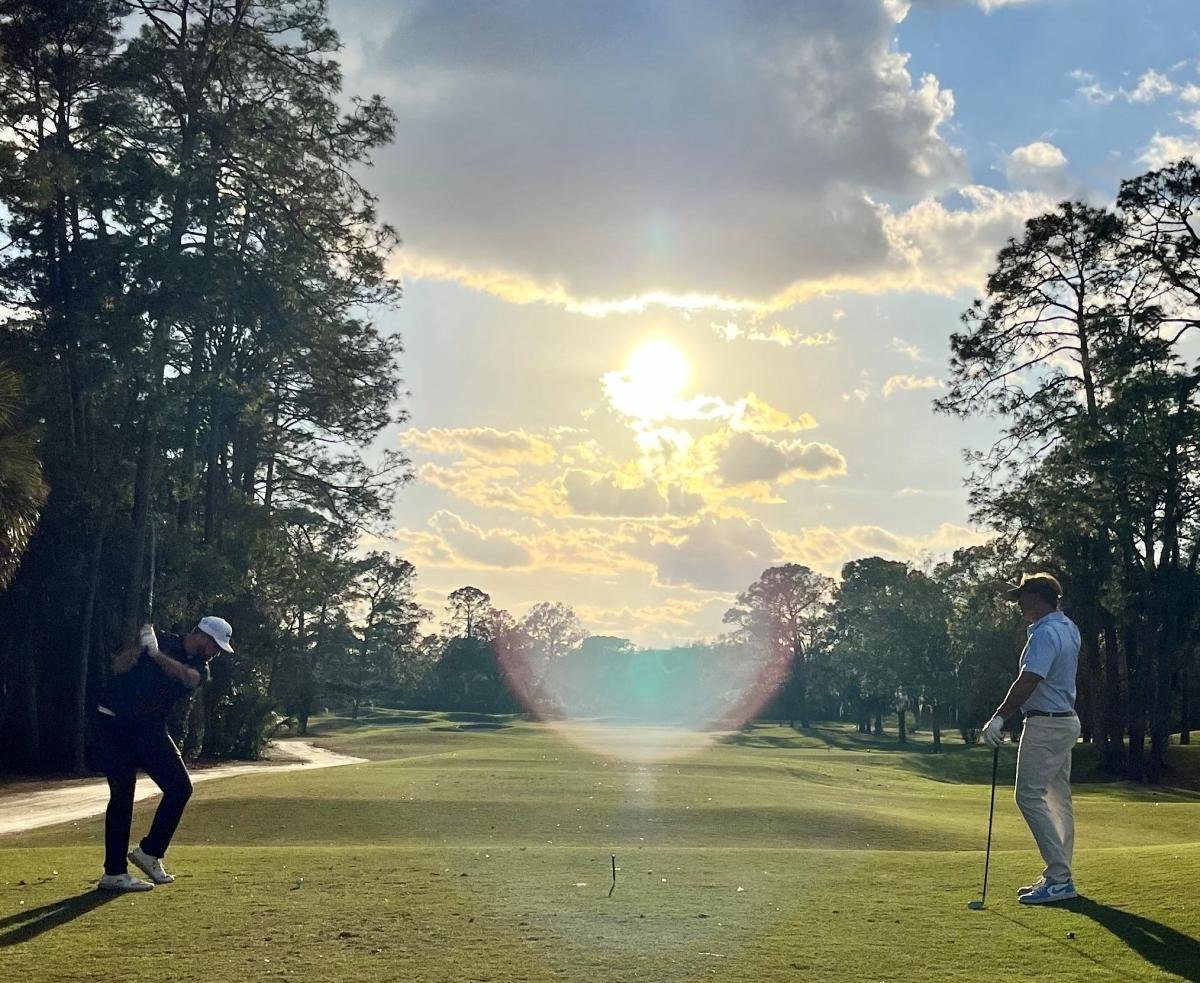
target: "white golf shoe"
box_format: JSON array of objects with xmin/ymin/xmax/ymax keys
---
[
  {"xmin": 97, "ymin": 871, "xmax": 154, "ymax": 892},
  {"xmin": 128, "ymin": 846, "xmax": 175, "ymax": 884}
]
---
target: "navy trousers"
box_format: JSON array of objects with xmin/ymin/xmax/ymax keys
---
[{"xmin": 97, "ymin": 711, "xmax": 193, "ymax": 875}]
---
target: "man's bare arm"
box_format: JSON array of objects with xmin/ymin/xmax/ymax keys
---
[
  {"xmin": 149, "ymin": 648, "xmax": 201, "ymax": 689},
  {"xmin": 993, "ymin": 670, "xmax": 1043, "ymax": 721}
]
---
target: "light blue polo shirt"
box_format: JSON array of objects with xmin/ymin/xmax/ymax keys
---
[{"xmin": 1019, "ymin": 611, "xmax": 1080, "ymax": 713}]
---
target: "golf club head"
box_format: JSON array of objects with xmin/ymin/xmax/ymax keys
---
[{"xmin": 966, "ymin": 900, "xmax": 985, "ymax": 910}]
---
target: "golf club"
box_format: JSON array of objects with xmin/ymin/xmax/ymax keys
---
[{"xmin": 967, "ymin": 744, "xmax": 1000, "ymax": 910}]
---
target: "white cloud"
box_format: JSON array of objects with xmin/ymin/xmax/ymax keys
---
[
  {"xmin": 561, "ymin": 470, "xmax": 670, "ymax": 518},
  {"xmin": 843, "ymin": 371, "xmax": 945, "ymax": 400},
  {"xmin": 417, "ymin": 461, "xmax": 564, "ymax": 516},
  {"xmin": 775, "ymin": 522, "xmax": 993, "ymax": 576},
  {"xmin": 1072, "ymin": 67, "xmax": 1184, "ymax": 107},
  {"xmin": 890, "ymin": 336, "xmax": 925, "ymax": 361},
  {"xmin": 391, "ymin": 188, "xmax": 1055, "ymax": 316},
  {"xmin": 875, "ymin": 185, "xmax": 1057, "ymax": 294},
  {"xmin": 429, "ymin": 511, "xmax": 534, "ymax": 569},
  {"xmin": 575, "ymin": 596, "xmax": 722, "ymax": 640},
  {"xmin": 1128, "ymin": 70, "xmax": 1175, "ymax": 104},
  {"xmin": 727, "ymin": 394, "xmax": 818, "ymax": 434},
  {"xmin": 1070, "ymin": 70, "xmax": 1115, "ymax": 106},
  {"xmin": 716, "ymin": 432, "xmax": 847, "ymax": 486},
  {"xmin": 339, "ymin": 0, "xmax": 967, "ymax": 305},
  {"xmin": 882, "ymin": 374, "xmax": 943, "ymax": 397},
  {"xmin": 1139, "ymin": 133, "xmax": 1200, "ymax": 170},
  {"xmin": 402, "ymin": 427, "xmax": 556, "ymax": 464},
  {"xmin": 908, "ymin": 0, "xmax": 1044, "ymax": 12},
  {"xmin": 713, "ymin": 321, "xmax": 838, "ymax": 347},
  {"xmin": 1005, "ymin": 140, "xmax": 1068, "ymax": 192},
  {"xmin": 393, "ymin": 513, "xmax": 656, "ymax": 577},
  {"xmin": 842, "ymin": 371, "xmax": 875, "ymax": 402},
  {"xmin": 976, "ymin": 0, "xmax": 1041, "ymax": 9},
  {"xmin": 644, "ymin": 516, "xmax": 780, "ymax": 593}
]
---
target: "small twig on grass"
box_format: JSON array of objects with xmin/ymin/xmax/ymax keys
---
[{"xmin": 609, "ymin": 855, "xmax": 617, "ymax": 897}]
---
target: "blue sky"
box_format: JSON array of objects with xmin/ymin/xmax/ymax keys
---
[{"xmin": 330, "ymin": 0, "xmax": 1200, "ymax": 645}]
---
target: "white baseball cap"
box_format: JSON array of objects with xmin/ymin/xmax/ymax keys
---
[{"xmin": 197, "ymin": 615, "xmax": 234, "ymax": 653}]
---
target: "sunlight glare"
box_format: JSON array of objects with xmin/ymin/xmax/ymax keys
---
[{"xmin": 606, "ymin": 339, "xmax": 690, "ymax": 421}]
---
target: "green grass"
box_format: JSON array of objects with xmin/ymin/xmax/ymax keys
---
[{"xmin": 3, "ymin": 711, "xmax": 1200, "ymax": 981}]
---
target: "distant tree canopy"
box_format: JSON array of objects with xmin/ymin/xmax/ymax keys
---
[{"xmin": 724, "ymin": 563, "xmax": 832, "ymax": 728}]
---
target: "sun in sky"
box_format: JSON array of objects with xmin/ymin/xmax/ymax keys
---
[{"xmin": 605, "ymin": 338, "xmax": 691, "ymax": 422}]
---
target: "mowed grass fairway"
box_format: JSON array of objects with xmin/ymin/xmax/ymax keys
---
[{"xmin": 4, "ymin": 711, "xmax": 1200, "ymax": 982}]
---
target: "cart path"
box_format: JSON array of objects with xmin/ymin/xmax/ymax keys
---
[{"xmin": 0, "ymin": 740, "xmax": 367, "ymax": 838}]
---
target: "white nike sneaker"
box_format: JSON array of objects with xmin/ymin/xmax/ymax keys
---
[
  {"xmin": 128, "ymin": 846, "xmax": 175, "ymax": 885},
  {"xmin": 97, "ymin": 871, "xmax": 154, "ymax": 892}
]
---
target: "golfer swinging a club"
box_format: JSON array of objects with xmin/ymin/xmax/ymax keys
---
[
  {"xmin": 94, "ymin": 616, "xmax": 233, "ymax": 892},
  {"xmin": 981, "ymin": 573, "xmax": 1080, "ymax": 905}
]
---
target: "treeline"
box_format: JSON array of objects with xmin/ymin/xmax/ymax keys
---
[
  {"xmin": 0, "ymin": 0, "xmax": 408, "ymax": 773},
  {"xmin": 312, "ymin": 554, "xmax": 1024, "ymax": 754}
]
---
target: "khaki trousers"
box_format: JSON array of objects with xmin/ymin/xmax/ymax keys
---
[{"xmin": 1014, "ymin": 714, "xmax": 1081, "ymax": 884}]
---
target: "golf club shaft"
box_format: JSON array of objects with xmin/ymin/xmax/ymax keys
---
[{"xmin": 981, "ymin": 745, "xmax": 999, "ymax": 905}]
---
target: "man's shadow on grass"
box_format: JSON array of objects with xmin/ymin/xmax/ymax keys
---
[
  {"xmin": 0, "ymin": 890, "xmax": 117, "ymax": 946},
  {"xmin": 1061, "ymin": 896, "xmax": 1200, "ymax": 981}
]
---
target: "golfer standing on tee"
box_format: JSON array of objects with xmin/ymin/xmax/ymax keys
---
[
  {"xmin": 980, "ymin": 573, "xmax": 1081, "ymax": 905},
  {"xmin": 95, "ymin": 616, "xmax": 233, "ymax": 892}
]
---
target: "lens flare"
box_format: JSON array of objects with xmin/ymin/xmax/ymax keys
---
[{"xmin": 491, "ymin": 633, "xmax": 794, "ymax": 762}]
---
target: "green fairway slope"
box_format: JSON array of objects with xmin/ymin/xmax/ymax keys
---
[{"xmin": 3, "ymin": 713, "xmax": 1200, "ymax": 982}]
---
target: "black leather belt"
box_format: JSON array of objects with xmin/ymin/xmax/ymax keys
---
[{"xmin": 1025, "ymin": 710, "xmax": 1076, "ymax": 718}]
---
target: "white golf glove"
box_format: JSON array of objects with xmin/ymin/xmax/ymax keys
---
[
  {"xmin": 138, "ymin": 624, "xmax": 159, "ymax": 655},
  {"xmin": 982, "ymin": 715, "xmax": 1005, "ymax": 748}
]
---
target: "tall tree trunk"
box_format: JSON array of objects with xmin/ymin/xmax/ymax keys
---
[
  {"xmin": 1181, "ymin": 660, "xmax": 1191, "ymax": 746},
  {"xmin": 69, "ymin": 518, "xmax": 109, "ymax": 773},
  {"xmin": 1077, "ymin": 623, "xmax": 1101, "ymax": 744},
  {"xmin": 177, "ymin": 351, "xmax": 209, "ymax": 530},
  {"xmin": 122, "ymin": 421, "xmax": 156, "ymax": 633},
  {"xmin": 1101, "ymin": 612, "xmax": 1125, "ymax": 772},
  {"xmin": 178, "ymin": 178, "xmax": 221, "ymax": 529},
  {"xmin": 263, "ymin": 376, "xmax": 281, "ymax": 510},
  {"xmin": 931, "ymin": 706, "xmax": 942, "ymax": 753},
  {"xmin": 1147, "ymin": 633, "xmax": 1180, "ymax": 784},
  {"xmin": 896, "ymin": 703, "xmax": 907, "ymax": 744},
  {"xmin": 204, "ymin": 390, "xmax": 223, "ymax": 543},
  {"xmin": 125, "ymin": 102, "xmax": 202, "ymax": 629},
  {"xmin": 796, "ymin": 669, "xmax": 810, "ymax": 729},
  {"xmin": 1124, "ymin": 621, "xmax": 1146, "ymax": 782}
]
